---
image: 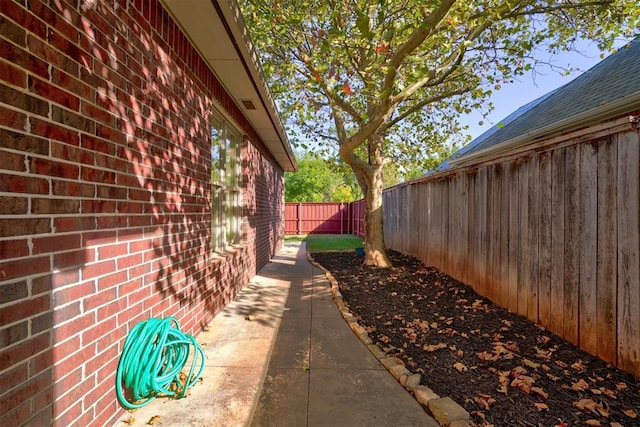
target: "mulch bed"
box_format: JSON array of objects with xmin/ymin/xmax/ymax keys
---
[{"xmin": 310, "ymin": 250, "xmax": 640, "ymax": 427}]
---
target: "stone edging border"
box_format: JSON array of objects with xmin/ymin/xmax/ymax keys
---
[{"xmin": 308, "ymin": 253, "xmax": 474, "ymax": 427}]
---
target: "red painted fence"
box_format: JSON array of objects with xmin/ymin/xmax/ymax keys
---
[{"xmin": 285, "ymin": 201, "xmax": 365, "ymax": 237}]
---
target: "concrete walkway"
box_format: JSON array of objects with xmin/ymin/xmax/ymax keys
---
[{"xmin": 119, "ymin": 241, "xmax": 438, "ymax": 427}]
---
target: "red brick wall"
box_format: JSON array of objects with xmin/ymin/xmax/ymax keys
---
[{"xmin": 0, "ymin": 1, "xmax": 285, "ymax": 425}]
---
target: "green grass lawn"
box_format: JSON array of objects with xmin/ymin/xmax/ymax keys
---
[{"xmin": 285, "ymin": 234, "xmax": 363, "ymax": 252}]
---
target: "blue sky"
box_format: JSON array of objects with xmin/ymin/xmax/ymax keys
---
[{"xmin": 461, "ymin": 39, "xmax": 625, "ymax": 141}]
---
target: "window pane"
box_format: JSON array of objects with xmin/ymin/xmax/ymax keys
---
[{"xmin": 211, "ymin": 118, "xmax": 222, "ymax": 184}]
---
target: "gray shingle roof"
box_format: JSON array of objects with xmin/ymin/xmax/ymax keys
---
[{"xmin": 451, "ymin": 37, "xmax": 640, "ymax": 164}]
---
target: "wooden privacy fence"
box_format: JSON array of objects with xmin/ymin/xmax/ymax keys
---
[
  {"xmin": 383, "ymin": 129, "xmax": 640, "ymax": 377},
  {"xmin": 285, "ymin": 202, "xmax": 365, "ymax": 236}
]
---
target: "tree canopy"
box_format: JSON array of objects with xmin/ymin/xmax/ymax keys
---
[
  {"xmin": 242, "ymin": 0, "xmax": 639, "ymax": 266},
  {"xmin": 285, "ymin": 152, "xmax": 363, "ymax": 202}
]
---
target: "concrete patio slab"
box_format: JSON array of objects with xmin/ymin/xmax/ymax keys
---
[{"xmin": 116, "ymin": 242, "xmax": 438, "ymax": 427}]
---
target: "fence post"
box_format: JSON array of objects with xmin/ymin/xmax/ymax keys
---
[{"xmin": 298, "ymin": 202, "xmax": 302, "ymax": 235}]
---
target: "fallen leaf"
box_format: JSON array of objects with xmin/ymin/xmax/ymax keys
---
[
  {"xmin": 610, "ymin": 423, "xmax": 624, "ymax": 427},
  {"xmin": 533, "ymin": 402, "xmax": 549, "ymax": 411},
  {"xmin": 532, "ymin": 386, "xmax": 549, "ymax": 399},
  {"xmin": 423, "ymin": 343, "xmax": 447, "ymax": 352},
  {"xmin": 570, "ymin": 379, "xmax": 590, "ymax": 391},
  {"xmin": 591, "ymin": 388, "xmax": 602, "ymax": 395},
  {"xmin": 555, "ymin": 360, "xmax": 568, "ymax": 368},
  {"xmin": 572, "ymin": 361, "xmax": 586, "ymax": 371},
  {"xmin": 616, "ymin": 382, "xmax": 628, "ymax": 390},
  {"xmin": 123, "ymin": 417, "xmax": 135, "ymax": 425},
  {"xmin": 523, "ymin": 359, "xmax": 540, "ymax": 369},
  {"xmin": 546, "ymin": 373, "xmax": 560, "ymax": 381},
  {"xmin": 624, "ymin": 408, "xmax": 638, "ymax": 418},
  {"xmin": 502, "ymin": 320, "xmax": 513, "ymax": 327},
  {"xmin": 585, "ymin": 420, "xmax": 601, "ymax": 426},
  {"xmin": 473, "ymin": 394, "xmax": 496, "ymax": 410},
  {"xmin": 574, "ymin": 398, "xmax": 598, "ymax": 412},
  {"xmin": 601, "ymin": 388, "xmax": 616, "ymax": 399},
  {"xmin": 148, "ymin": 415, "xmax": 161, "ymax": 425},
  {"xmin": 454, "ymin": 362, "xmax": 468, "ymax": 372}
]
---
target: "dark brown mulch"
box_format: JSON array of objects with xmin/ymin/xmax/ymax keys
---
[{"xmin": 311, "ymin": 250, "xmax": 640, "ymax": 427}]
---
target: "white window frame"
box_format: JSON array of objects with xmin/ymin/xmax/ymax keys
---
[{"xmin": 211, "ymin": 112, "xmax": 243, "ymax": 252}]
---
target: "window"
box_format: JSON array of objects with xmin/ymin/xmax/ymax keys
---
[{"xmin": 211, "ymin": 112, "xmax": 242, "ymax": 251}]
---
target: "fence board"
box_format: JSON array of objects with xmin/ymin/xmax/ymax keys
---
[
  {"xmin": 617, "ymin": 131, "xmax": 640, "ymax": 376},
  {"xmin": 518, "ymin": 160, "xmax": 529, "ymax": 317},
  {"xmin": 499, "ymin": 161, "xmax": 510, "ymax": 308},
  {"xmin": 597, "ymin": 136, "xmax": 617, "ymax": 364},
  {"xmin": 538, "ymin": 153, "xmax": 552, "ymax": 328},
  {"xmin": 579, "ymin": 142, "xmax": 598, "ymax": 355},
  {"xmin": 508, "ymin": 163, "xmax": 520, "ymax": 313},
  {"xmin": 564, "ymin": 144, "xmax": 580, "ymax": 345},
  {"xmin": 526, "ymin": 157, "xmax": 540, "ymax": 322},
  {"xmin": 550, "ymin": 149, "xmax": 566, "ymax": 336}
]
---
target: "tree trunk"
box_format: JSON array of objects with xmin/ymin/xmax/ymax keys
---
[
  {"xmin": 363, "ymin": 166, "xmax": 391, "ymax": 267},
  {"xmin": 363, "ymin": 135, "xmax": 392, "ymax": 267}
]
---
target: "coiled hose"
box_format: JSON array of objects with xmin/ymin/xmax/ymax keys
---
[{"xmin": 115, "ymin": 317, "xmax": 205, "ymax": 409}]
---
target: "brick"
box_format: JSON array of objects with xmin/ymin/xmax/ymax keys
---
[
  {"xmin": 0, "ymin": 218, "xmax": 50, "ymax": 238},
  {"xmin": 52, "ymin": 399, "xmax": 81, "ymax": 427},
  {"xmin": 32, "ymin": 386, "xmax": 54, "ymax": 416},
  {"xmin": 85, "ymin": 285, "xmax": 118, "ymax": 310},
  {"xmin": 97, "ymin": 297, "xmax": 126, "ymax": 322},
  {"xmin": 31, "ymin": 198, "xmax": 80, "ymax": 214},
  {"xmin": 0, "ymin": 174, "xmax": 49, "ymax": 194},
  {"xmin": 30, "ymin": 158, "xmax": 79, "ymax": 180},
  {"xmin": 0, "ymin": 238, "xmax": 29, "ymax": 262},
  {"xmin": 0, "ymin": 196, "xmax": 28, "ymax": 214},
  {"xmin": 51, "ymin": 105, "xmax": 95, "ymax": 133},
  {"xmin": 81, "ymin": 315, "xmax": 117, "ymax": 346},
  {"xmin": 0, "ymin": 321, "xmax": 28, "ymax": 348},
  {"xmin": 0, "ymin": 397, "xmax": 30, "ymax": 426},
  {"xmin": 0, "ymin": 152, "xmax": 25, "ymax": 173},
  {"xmin": 23, "ymin": 404, "xmax": 53, "ymax": 427},
  {"xmin": 81, "ymin": 102, "xmax": 114, "ymax": 126},
  {"xmin": 81, "ymin": 134, "xmax": 116, "ymax": 155},
  {"xmin": 1, "ymin": 1, "xmax": 47, "ymax": 39},
  {"xmin": 53, "ymin": 281, "xmax": 95, "ymax": 306},
  {"xmin": 53, "ymin": 248, "xmax": 95, "ymax": 269},
  {"xmin": 33, "ymin": 234, "xmax": 81, "ymax": 255},
  {"xmin": 80, "ymin": 167, "xmax": 115, "ymax": 184},
  {"xmin": 0, "ymin": 280, "xmax": 28, "ymax": 304},
  {"xmin": 31, "ymin": 274, "xmax": 51, "ymax": 295},
  {"xmin": 0, "ymin": 79, "xmax": 49, "ymax": 117},
  {"xmin": 0, "ymin": 256, "xmax": 50, "ymax": 282},
  {"xmin": 30, "ymin": 311, "xmax": 52, "ymax": 335},
  {"xmin": 0, "ymin": 332, "xmax": 50, "ymax": 372},
  {"xmin": 27, "ymin": 34, "xmax": 78, "ymax": 76},
  {"xmin": 28, "ymin": 76, "xmax": 79, "ymax": 110},
  {"xmin": 0, "ymin": 39, "xmax": 49, "ymax": 81},
  {"xmin": 53, "ymin": 312, "xmax": 94, "ymax": 340},
  {"xmin": 52, "ymin": 301, "xmax": 81, "ymax": 324},
  {"xmin": 0, "ymin": 59, "xmax": 27, "ymax": 88},
  {"xmin": 30, "ymin": 118, "xmax": 80, "ymax": 145},
  {"xmin": 49, "ymin": 269, "xmax": 79, "ymax": 288},
  {"xmin": 96, "ymin": 185, "xmax": 127, "ymax": 200},
  {"xmin": 0, "ymin": 13, "xmax": 27, "ymax": 46},
  {"xmin": 54, "ymin": 216, "xmax": 95, "ymax": 233},
  {"xmin": 52, "ymin": 179, "xmax": 95, "ymax": 198},
  {"xmin": 0, "ymin": 364, "xmax": 28, "ymax": 396}
]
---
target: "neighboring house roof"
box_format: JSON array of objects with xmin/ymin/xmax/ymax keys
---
[
  {"xmin": 163, "ymin": 0, "xmax": 297, "ymax": 172},
  {"xmin": 448, "ymin": 37, "xmax": 640, "ymax": 168}
]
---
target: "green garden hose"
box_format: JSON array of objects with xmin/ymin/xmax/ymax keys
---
[{"xmin": 115, "ymin": 317, "xmax": 205, "ymax": 409}]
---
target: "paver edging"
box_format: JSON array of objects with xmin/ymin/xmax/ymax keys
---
[{"xmin": 307, "ymin": 252, "xmax": 474, "ymax": 427}]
